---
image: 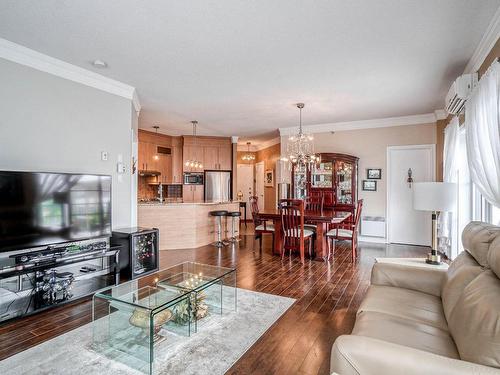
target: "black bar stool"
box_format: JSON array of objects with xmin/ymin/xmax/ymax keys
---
[
  {"xmin": 226, "ymin": 211, "xmax": 241, "ymax": 242},
  {"xmin": 210, "ymin": 210, "xmax": 228, "ymax": 248}
]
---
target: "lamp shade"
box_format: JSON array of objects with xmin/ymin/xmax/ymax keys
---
[{"xmin": 413, "ymin": 182, "xmax": 457, "ymax": 212}]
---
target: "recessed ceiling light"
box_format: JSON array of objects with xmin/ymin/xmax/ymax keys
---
[{"xmin": 92, "ymin": 59, "xmax": 108, "ymax": 68}]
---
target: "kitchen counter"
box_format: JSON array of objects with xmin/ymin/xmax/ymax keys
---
[{"xmin": 138, "ymin": 201, "xmax": 240, "ymax": 250}]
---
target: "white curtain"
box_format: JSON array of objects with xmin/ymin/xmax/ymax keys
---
[
  {"xmin": 438, "ymin": 117, "xmax": 459, "ymax": 258},
  {"xmin": 465, "ymin": 60, "xmax": 500, "ymax": 208}
]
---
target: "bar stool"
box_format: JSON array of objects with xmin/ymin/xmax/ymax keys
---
[
  {"xmin": 210, "ymin": 210, "xmax": 228, "ymax": 248},
  {"xmin": 226, "ymin": 211, "xmax": 241, "ymax": 242}
]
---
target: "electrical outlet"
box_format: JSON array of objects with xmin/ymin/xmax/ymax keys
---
[{"xmin": 101, "ymin": 151, "xmax": 108, "ymax": 161}]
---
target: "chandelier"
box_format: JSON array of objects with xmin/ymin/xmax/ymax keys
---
[
  {"xmin": 241, "ymin": 142, "xmax": 255, "ymax": 162},
  {"xmin": 284, "ymin": 103, "xmax": 319, "ymax": 167},
  {"xmin": 184, "ymin": 120, "xmax": 203, "ymax": 169}
]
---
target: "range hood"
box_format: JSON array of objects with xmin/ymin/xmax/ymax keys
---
[{"xmin": 138, "ymin": 170, "xmax": 161, "ymax": 177}]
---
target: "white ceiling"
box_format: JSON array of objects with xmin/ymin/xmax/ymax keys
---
[{"xmin": 0, "ymin": 0, "xmax": 498, "ymax": 144}]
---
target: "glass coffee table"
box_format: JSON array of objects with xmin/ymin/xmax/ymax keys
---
[{"xmin": 92, "ymin": 262, "xmax": 236, "ymax": 374}]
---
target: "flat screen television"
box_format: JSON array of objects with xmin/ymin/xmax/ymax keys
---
[{"xmin": 0, "ymin": 171, "xmax": 112, "ymax": 253}]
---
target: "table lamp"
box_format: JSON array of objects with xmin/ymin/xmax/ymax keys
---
[{"xmin": 413, "ymin": 182, "xmax": 457, "ymax": 265}]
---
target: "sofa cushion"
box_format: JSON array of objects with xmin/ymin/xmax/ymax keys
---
[
  {"xmin": 462, "ymin": 221, "xmax": 500, "ymax": 267},
  {"xmin": 352, "ymin": 311, "xmax": 459, "ymax": 359},
  {"xmin": 487, "ymin": 236, "xmax": 500, "ymax": 278},
  {"xmin": 358, "ymin": 285, "xmax": 448, "ymax": 331},
  {"xmin": 441, "ymin": 251, "xmax": 484, "ymax": 321},
  {"xmin": 448, "ymin": 271, "xmax": 500, "ymax": 368}
]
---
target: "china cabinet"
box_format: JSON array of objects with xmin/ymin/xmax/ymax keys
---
[{"xmin": 291, "ymin": 153, "xmax": 359, "ymax": 215}]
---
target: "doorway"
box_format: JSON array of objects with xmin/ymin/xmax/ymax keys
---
[
  {"xmin": 387, "ymin": 144, "xmax": 435, "ymax": 246},
  {"xmin": 255, "ymin": 161, "xmax": 265, "ymax": 211},
  {"xmin": 237, "ymin": 163, "xmax": 254, "ymax": 221}
]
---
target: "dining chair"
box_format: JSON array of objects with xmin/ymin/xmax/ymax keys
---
[
  {"xmin": 304, "ymin": 195, "xmax": 324, "ymax": 232},
  {"xmin": 326, "ymin": 199, "xmax": 363, "ymax": 262},
  {"xmin": 279, "ymin": 199, "xmax": 314, "ymax": 263},
  {"xmin": 249, "ymin": 196, "xmax": 275, "ymax": 251}
]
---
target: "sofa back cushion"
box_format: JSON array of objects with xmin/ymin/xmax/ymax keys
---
[
  {"xmin": 441, "ymin": 251, "xmax": 484, "ymax": 320},
  {"xmin": 447, "ymin": 271, "xmax": 500, "ymax": 367},
  {"xmin": 462, "ymin": 221, "xmax": 500, "ymax": 266},
  {"xmin": 488, "ymin": 236, "xmax": 500, "ymax": 279}
]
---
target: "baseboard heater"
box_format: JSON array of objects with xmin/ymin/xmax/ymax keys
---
[{"xmin": 361, "ymin": 216, "xmax": 386, "ymax": 238}]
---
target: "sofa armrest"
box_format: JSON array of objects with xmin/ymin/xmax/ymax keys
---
[
  {"xmin": 331, "ymin": 335, "xmax": 500, "ymax": 375},
  {"xmin": 371, "ymin": 261, "xmax": 447, "ymax": 297}
]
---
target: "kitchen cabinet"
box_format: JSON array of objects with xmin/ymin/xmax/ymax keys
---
[
  {"xmin": 183, "ymin": 145, "xmax": 204, "ymax": 172},
  {"xmin": 171, "ymin": 145, "xmax": 183, "ymax": 184},
  {"xmin": 203, "ymin": 146, "xmax": 219, "ymax": 170},
  {"xmin": 182, "ymin": 185, "xmax": 204, "ymax": 203},
  {"xmin": 202, "ymin": 144, "xmax": 232, "ymax": 170},
  {"xmin": 138, "ymin": 141, "xmax": 159, "ymax": 171},
  {"xmin": 218, "ymin": 145, "xmax": 232, "ymax": 170}
]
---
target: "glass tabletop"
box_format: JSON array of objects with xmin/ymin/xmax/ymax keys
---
[{"xmin": 156, "ymin": 262, "xmax": 235, "ymax": 292}]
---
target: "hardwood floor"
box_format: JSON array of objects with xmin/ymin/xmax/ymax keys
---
[{"xmin": 0, "ymin": 227, "xmax": 427, "ymax": 374}]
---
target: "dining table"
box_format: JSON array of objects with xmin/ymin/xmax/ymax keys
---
[{"xmin": 255, "ymin": 208, "xmax": 352, "ymax": 261}]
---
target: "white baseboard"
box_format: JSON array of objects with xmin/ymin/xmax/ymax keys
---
[{"xmin": 358, "ymin": 236, "xmax": 388, "ymax": 244}]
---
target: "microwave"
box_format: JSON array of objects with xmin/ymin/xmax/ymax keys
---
[{"xmin": 183, "ymin": 172, "xmax": 204, "ymax": 185}]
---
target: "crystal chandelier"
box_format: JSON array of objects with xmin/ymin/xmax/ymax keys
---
[
  {"xmin": 241, "ymin": 142, "xmax": 255, "ymax": 162},
  {"xmin": 284, "ymin": 103, "xmax": 319, "ymax": 167},
  {"xmin": 184, "ymin": 120, "xmax": 203, "ymax": 169}
]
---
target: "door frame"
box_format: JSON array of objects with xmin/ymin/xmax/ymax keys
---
[
  {"xmin": 255, "ymin": 161, "xmax": 265, "ymax": 211},
  {"xmin": 386, "ymin": 144, "xmax": 436, "ymax": 244}
]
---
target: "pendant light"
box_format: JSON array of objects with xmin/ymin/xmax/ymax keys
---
[
  {"xmin": 184, "ymin": 121, "xmax": 203, "ymax": 169},
  {"xmin": 242, "ymin": 142, "xmax": 255, "ymax": 162},
  {"xmin": 152, "ymin": 125, "xmax": 160, "ymax": 160},
  {"xmin": 283, "ymin": 103, "xmax": 319, "ymax": 167}
]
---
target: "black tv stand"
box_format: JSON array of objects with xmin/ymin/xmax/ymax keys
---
[{"xmin": 0, "ymin": 237, "xmax": 120, "ymax": 324}]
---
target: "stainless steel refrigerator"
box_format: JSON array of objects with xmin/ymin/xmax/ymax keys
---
[{"xmin": 205, "ymin": 171, "xmax": 232, "ymax": 202}]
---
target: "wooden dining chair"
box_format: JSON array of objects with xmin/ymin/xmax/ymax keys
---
[
  {"xmin": 249, "ymin": 196, "xmax": 275, "ymax": 251},
  {"xmin": 326, "ymin": 199, "xmax": 363, "ymax": 262},
  {"xmin": 279, "ymin": 199, "xmax": 314, "ymax": 263},
  {"xmin": 304, "ymin": 195, "xmax": 324, "ymax": 232}
]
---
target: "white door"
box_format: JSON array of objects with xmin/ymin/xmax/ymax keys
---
[
  {"xmin": 237, "ymin": 164, "xmax": 254, "ymax": 220},
  {"xmin": 255, "ymin": 161, "xmax": 265, "ymax": 211},
  {"xmin": 387, "ymin": 145, "xmax": 435, "ymax": 246}
]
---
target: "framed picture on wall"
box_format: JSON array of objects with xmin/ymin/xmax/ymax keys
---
[
  {"xmin": 367, "ymin": 168, "xmax": 382, "ymax": 179},
  {"xmin": 362, "ymin": 180, "xmax": 377, "ymax": 191},
  {"xmin": 265, "ymin": 169, "xmax": 274, "ymax": 187}
]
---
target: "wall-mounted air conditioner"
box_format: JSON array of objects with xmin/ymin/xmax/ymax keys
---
[{"xmin": 445, "ymin": 73, "xmax": 478, "ymax": 115}]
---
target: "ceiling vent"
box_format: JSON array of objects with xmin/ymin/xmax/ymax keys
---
[{"xmin": 445, "ymin": 73, "xmax": 478, "ymax": 115}]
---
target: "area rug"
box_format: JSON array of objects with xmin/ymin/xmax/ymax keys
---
[{"xmin": 0, "ymin": 288, "xmax": 295, "ymax": 375}]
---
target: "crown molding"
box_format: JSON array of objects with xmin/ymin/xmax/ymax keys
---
[
  {"xmin": 231, "ymin": 136, "xmax": 239, "ymax": 144},
  {"xmin": 434, "ymin": 109, "xmax": 447, "ymax": 120},
  {"xmin": 237, "ymin": 137, "xmax": 280, "ymax": 152},
  {"xmin": 463, "ymin": 5, "xmax": 500, "ymax": 74},
  {"xmin": 0, "ymin": 38, "xmax": 141, "ymax": 112},
  {"xmin": 279, "ymin": 112, "xmax": 439, "ymax": 136}
]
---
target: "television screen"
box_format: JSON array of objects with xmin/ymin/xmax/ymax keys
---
[{"xmin": 0, "ymin": 171, "xmax": 111, "ymax": 252}]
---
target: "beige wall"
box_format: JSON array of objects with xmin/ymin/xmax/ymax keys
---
[{"xmin": 281, "ymin": 123, "xmax": 436, "ymax": 219}]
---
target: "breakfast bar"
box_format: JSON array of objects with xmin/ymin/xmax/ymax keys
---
[{"xmin": 138, "ymin": 201, "xmax": 240, "ymax": 250}]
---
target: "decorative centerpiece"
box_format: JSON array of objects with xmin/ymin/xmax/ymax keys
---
[
  {"xmin": 129, "ymin": 308, "xmax": 173, "ymax": 343},
  {"xmin": 171, "ymin": 273, "xmax": 209, "ymax": 324}
]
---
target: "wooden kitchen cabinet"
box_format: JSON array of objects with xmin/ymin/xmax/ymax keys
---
[
  {"xmin": 203, "ymin": 146, "xmax": 219, "ymax": 170},
  {"xmin": 182, "ymin": 185, "xmax": 204, "ymax": 203},
  {"xmin": 139, "ymin": 141, "xmax": 162, "ymax": 172},
  {"xmin": 218, "ymin": 145, "xmax": 232, "ymax": 170},
  {"xmin": 183, "ymin": 145, "xmax": 204, "ymax": 172},
  {"xmin": 171, "ymin": 145, "xmax": 183, "ymax": 183}
]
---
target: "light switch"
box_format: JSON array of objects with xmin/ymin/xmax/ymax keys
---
[{"xmin": 101, "ymin": 151, "xmax": 108, "ymax": 161}]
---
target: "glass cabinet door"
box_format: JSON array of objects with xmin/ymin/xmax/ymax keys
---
[
  {"xmin": 335, "ymin": 161, "xmax": 353, "ymax": 204},
  {"xmin": 293, "ymin": 164, "xmax": 307, "ymax": 199},
  {"xmin": 311, "ymin": 162, "xmax": 333, "ymax": 188}
]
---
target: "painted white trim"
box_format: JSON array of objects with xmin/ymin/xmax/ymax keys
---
[
  {"xmin": 386, "ymin": 144, "xmax": 436, "ymax": 245},
  {"xmin": 358, "ymin": 236, "xmax": 388, "ymax": 244},
  {"xmin": 279, "ymin": 113, "xmax": 438, "ymax": 136},
  {"xmin": 231, "ymin": 136, "xmax": 239, "ymax": 144},
  {"xmin": 0, "ymin": 38, "xmax": 141, "ymax": 111},
  {"xmin": 434, "ymin": 109, "xmax": 447, "ymax": 120},
  {"xmin": 464, "ymin": 5, "xmax": 500, "ymax": 74}
]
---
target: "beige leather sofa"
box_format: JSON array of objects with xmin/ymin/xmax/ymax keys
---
[{"xmin": 331, "ymin": 221, "xmax": 500, "ymax": 375}]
